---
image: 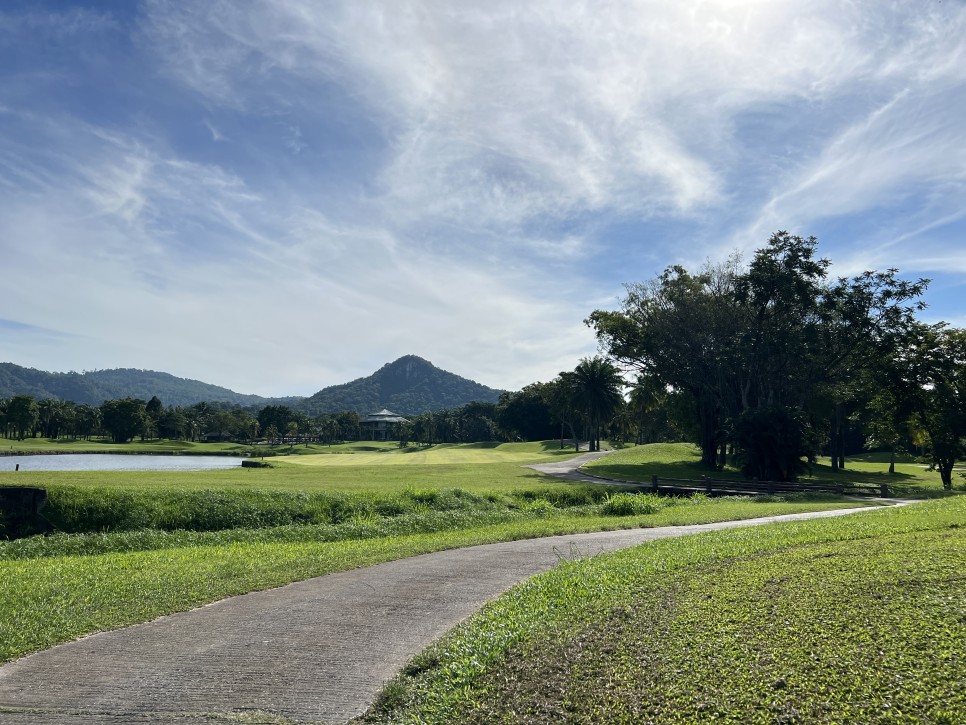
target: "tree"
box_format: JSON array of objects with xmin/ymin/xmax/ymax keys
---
[
  {"xmin": 264, "ymin": 424, "xmax": 280, "ymax": 447},
  {"xmin": 496, "ymin": 383, "xmax": 557, "ymax": 441},
  {"xmin": 588, "ymin": 232, "xmax": 928, "ymax": 480},
  {"xmin": 4, "ymin": 395, "xmax": 39, "ymax": 440},
  {"xmin": 454, "ymin": 401, "xmax": 498, "ymax": 442},
  {"xmin": 626, "ymin": 375, "xmax": 670, "ymax": 446},
  {"xmin": 587, "ymin": 257, "xmax": 742, "ymax": 465},
  {"xmin": 158, "ymin": 407, "xmax": 187, "ymax": 439},
  {"xmin": 37, "ymin": 398, "xmax": 70, "ymax": 439},
  {"xmin": 258, "ymin": 406, "xmax": 295, "ymax": 440},
  {"xmin": 566, "ymin": 357, "xmax": 625, "ymax": 452},
  {"xmin": 145, "ymin": 396, "xmax": 164, "ymax": 437},
  {"xmin": 71, "ymin": 404, "xmax": 100, "ymax": 440},
  {"xmin": 545, "ymin": 374, "xmax": 581, "ymax": 451},
  {"xmin": 907, "ymin": 326, "xmax": 966, "ymax": 490},
  {"xmin": 99, "ymin": 398, "xmax": 147, "ymax": 443}
]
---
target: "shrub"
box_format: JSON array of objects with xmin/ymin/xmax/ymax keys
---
[{"xmin": 601, "ymin": 492, "xmax": 664, "ymax": 516}]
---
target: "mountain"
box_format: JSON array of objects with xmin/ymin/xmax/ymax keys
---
[
  {"xmin": 0, "ymin": 356, "xmax": 503, "ymax": 413},
  {"xmin": 0, "ymin": 363, "xmax": 272, "ymax": 408},
  {"xmin": 302, "ymin": 355, "xmax": 503, "ymax": 415}
]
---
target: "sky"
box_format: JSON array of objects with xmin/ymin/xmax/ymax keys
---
[{"xmin": 2, "ymin": 1, "xmax": 965, "ymax": 397}]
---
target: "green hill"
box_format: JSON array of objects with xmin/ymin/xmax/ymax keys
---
[
  {"xmin": 0, "ymin": 363, "xmax": 270, "ymax": 407},
  {"xmin": 301, "ymin": 355, "xmax": 503, "ymax": 415},
  {"xmin": 0, "ymin": 356, "xmax": 503, "ymax": 413}
]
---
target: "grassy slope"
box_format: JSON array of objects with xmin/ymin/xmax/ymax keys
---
[
  {"xmin": 586, "ymin": 442, "xmax": 961, "ymax": 495},
  {"xmin": 363, "ymin": 497, "xmax": 966, "ymax": 724}
]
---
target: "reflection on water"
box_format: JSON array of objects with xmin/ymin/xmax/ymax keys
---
[{"xmin": 2, "ymin": 454, "xmax": 245, "ymax": 472}]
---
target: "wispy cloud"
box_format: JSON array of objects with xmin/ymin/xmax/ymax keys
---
[
  {"xmin": 3, "ymin": 1, "xmax": 965, "ymax": 394},
  {"xmin": 0, "ymin": 7, "xmax": 118, "ymax": 38}
]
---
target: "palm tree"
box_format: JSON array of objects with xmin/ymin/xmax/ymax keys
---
[{"xmin": 569, "ymin": 357, "xmax": 625, "ymax": 452}]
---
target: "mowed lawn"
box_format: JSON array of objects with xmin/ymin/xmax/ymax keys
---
[
  {"xmin": 0, "ymin": 441, "xmax": 873, "ymax": 664},
  {"xmin": 1, "ymin": 441, "xmax": 577, "ymax": 494},
  {"xmin": 364, "ymin": 496, "xmax": 966, "ymax": 724},
  {"xmin": 280, "ymin": 441, "xmax": 577, "ymax": 466},
  {"xmin": 586, "ymin": 442, "xmax": 961, "ymax": 495}
]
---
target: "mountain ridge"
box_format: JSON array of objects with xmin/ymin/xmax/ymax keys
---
[
  {"xmin": 0, "ymin": 356, "xmax": 503, "ymax": 413},
  {"xmin": 302, "ymin": 355, "xmax": 503, "ymax": 415}
]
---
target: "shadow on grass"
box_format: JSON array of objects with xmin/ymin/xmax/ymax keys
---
[
  {"xmin": 801, "ymin": 464, "xmax": 917, "ymax": 486},
  {"xmin": 589, "ymin": 461, "xmax": 739, "ymax": 484}
]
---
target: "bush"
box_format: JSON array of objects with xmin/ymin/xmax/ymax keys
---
[{"xmin": 601, "ymin": 492, "xmax": 664, "ymax": 516}]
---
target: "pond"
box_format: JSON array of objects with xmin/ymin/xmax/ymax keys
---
[{"xmin": 2, "ymin": 455, "xmax": 246, "ymax": 472}]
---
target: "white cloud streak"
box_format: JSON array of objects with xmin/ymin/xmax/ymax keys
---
[{"xmin": 3, "ymin": 1, "xmax": 965, "ymax": 394}]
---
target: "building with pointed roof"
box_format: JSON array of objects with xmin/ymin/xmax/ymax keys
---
[{"xmin": 360, "ymin": 409, "xmax": 410, "ymax": 440}]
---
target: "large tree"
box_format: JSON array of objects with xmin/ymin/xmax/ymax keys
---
[
  {"xmin": 99, "ymin": 398, "xmax": 147, "ymax": 444},
  {"xmin": 564, "ymin": 357, "xmax": 625, "ymax": 452},
  {"xmin": 586, "ymin": 257, "xmax": 743, "ymax": 466},
  {"xmin": 906, "ymin": 326, "xmax": 966, "ymax": 489},
  {"xmin": 496, "ymin": 383, "xmax": 557, "ymax": 442},
  {"xmin": 3, "ymin": 395, "xmax": 39, "ymax": 440},
  {"xmin": 588, "ymin": 232, "xmax": 928, "ymax": 480}
]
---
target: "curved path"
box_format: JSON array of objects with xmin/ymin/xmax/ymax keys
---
[
  {"xmin": 0, "ymin": 503, "xmax": 900, "ymax": 724},
  {"xmin": 525, "ymin": 448, "xmax": 620, "ymax": 483}
]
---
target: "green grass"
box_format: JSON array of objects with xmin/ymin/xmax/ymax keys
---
[
  {"xmin": 0, "ymin": 440, "xmax": 581, "ymax": 494},
  {"xmin": 0, "ymin": 495, "xmax": 865, "ymax": 664},
  {"xmin": 585, "ymin": 442, "xmax": 963, "ymax": 495},
  {"xmin": 362, "ymin": 497, "xmax": 965, "ymax": 724},
  {"xmin": 0, "ymin": 440, "xmax": 886, "ymax": 667}
]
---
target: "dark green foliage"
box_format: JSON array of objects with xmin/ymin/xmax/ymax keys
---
[
  {"xmin": 563, "ymin": 357, "xmax": 625, "ymax": 452},
  {"xmin": 588, "ymin": 232, "xmax": 932, "ymax": 475},
  {"xmin": 99, "ymin": 397, "xmax": 147, "ymax": 443},
  {"xmin": 0, "ymin": 363, "xmax": 270, "ymax": 407},
  {"xmin": 257, "ymin": 405, "xmax": 297, "ymax": 437},
  {"xmin": 35, "ymin": 485, "xmax": 610, "ymax": 537},
  {"xmin": 1, "ymin": 394, "xmax": 38, "ymax": 440},
  {"xmin": 496, "ymin": 384, "xmax": 558, "ymax": 441},
  {"xmin": 600, "ymin": 492, "xmax": 664, "ymax": 516},
  {"xmin": 907, "ymin": 326, "xmax": 966, "ymax": 489},
  {"xmin": 732, "ymin": 407, "xmax": 810, "ymax": 481},
  {"xmin": 303, "ymin": 355, "xmax": 503, "ymax": 415}
]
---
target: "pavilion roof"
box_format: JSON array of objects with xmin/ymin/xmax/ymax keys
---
[{"xmin": 361, "ymin": 409, "xmax": 409, "ymax": 424}]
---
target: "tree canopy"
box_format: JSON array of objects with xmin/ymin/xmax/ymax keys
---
[{"xmin": 587, "ymin": 232, "xmax": 937, "ymax": 481}]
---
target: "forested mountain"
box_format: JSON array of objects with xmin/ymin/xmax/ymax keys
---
[
  {"xmin": 302, "ymin": 355, "xmax": 503, "ymax": 415},
  {"xmin": 0, "ymin": 356, "xmax": 502, "ymax": 414},
  {"xmin": 0, "ymin": 364, "xmax": 272, "ymax": 407}
]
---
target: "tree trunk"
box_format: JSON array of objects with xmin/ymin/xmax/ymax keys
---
[
  {"xmin": 889, "ymin": 448, "xmax": 895, "ymax": 475},
  {"xmin": 829, "ymin": 403, "xmax": 846, "ymax": 471},
  {"xmin": 939, "ymin": 459, "xmax": 953, "ymax": 490},
  {"xmin": 699, "ymin": 395, "xmax": 718, "ymax": 468}
]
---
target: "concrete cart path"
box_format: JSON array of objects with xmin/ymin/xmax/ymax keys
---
[
  {"xmin": 0, "ymin": 505, "xmax": 897, "ymax": 725},
  {"xmin": 525, "ymin": 448, "xmax": 619, "ymax": 483}
]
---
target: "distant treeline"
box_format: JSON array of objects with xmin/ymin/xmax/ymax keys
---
[{"xmin": 0, "ymin": 394, "xmax": 566, "ymax": 446}]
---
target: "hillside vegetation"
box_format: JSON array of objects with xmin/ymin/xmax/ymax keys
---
[
  {"xmin": 0, "ymin": 355, "xmax": 502, "ymax": 415},
  {"xmin": 303, "ymin": 355, "xmax": 503, "ymax": 414},
  {"xmin": 0, "ymin": 363, "xmax": 270, "ymax": 407}
]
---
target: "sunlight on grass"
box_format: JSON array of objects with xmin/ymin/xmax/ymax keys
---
[{"xmin": 363, "ymin": 497, "xmax": 966, "ymax": 724}]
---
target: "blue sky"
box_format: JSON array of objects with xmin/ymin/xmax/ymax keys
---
[{"xmin": 2, "ymin": 1, "xmax": 964, "ymax": 397}]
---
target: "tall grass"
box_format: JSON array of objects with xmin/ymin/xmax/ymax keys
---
[{"xmin": 30, "ymin": 484, "xmax": 616, "ymax": 535}]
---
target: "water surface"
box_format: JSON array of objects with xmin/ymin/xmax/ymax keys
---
[{"xmin": 3, "ymin": 454, "xmax": 245, "ymax": 472}]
